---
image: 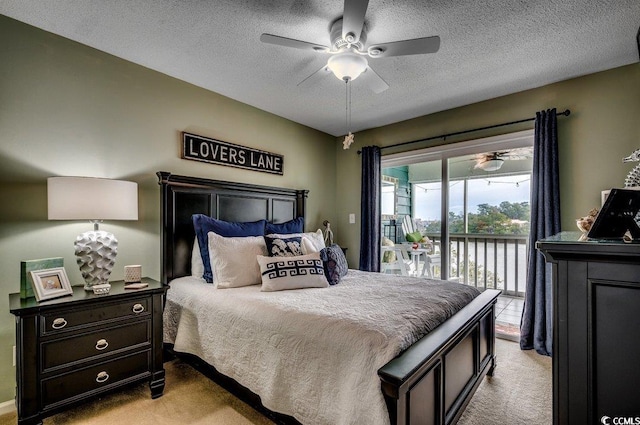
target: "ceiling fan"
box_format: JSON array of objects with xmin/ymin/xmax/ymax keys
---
[
  {"xmin": 474, "ymin": 148, "xmax": 533, "ymax": 172},
  {"xmin": 259, "ymin": 0, "xmax": 441, "ymax": 93}
]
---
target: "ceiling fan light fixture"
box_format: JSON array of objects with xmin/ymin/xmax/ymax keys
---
[
  {"xmin": 327, "ymin": 52, "xmax": 368, "ymax": 81},
  {"xmin": 478, "ymin": 158, "xmax": 504, "ymax": 172}
]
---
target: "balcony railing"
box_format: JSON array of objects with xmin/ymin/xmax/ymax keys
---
[{"xmin": 426, "ymin": 233, "xmax": 528, "ymax": 297}]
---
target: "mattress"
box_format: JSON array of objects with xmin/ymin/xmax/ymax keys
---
[{"xmin": 163, "ymin": 270, "xmax": 480, "ymax": 425}]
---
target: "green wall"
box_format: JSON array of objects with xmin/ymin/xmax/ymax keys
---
[
  {"xmin": 2, "ymin": 11, "xmax": 639, "ymax": 408},
  {"xmin": 0, "ymin": 16, "xmax": 337, "ymax": 403},
  {"xmin": 336, "ymin": 63, "xmax": 640, "ymax": 266}
]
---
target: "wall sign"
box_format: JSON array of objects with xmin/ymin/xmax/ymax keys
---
[{"xmin": 182, "ymin": 132, "xmax": 284, "ymax": 175}]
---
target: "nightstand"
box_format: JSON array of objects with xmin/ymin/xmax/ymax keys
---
[{"xmin": 9, "ymin": 277, "xmax": 167, "ymax": 425}]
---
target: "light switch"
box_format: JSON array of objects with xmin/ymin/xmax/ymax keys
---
[{"xmin": 349, "ymin": 213, "xmax": 356, "ymax": 224}]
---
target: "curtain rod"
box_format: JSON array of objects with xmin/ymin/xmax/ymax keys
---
[{"xmin": 357, "ymin": 109, "xmax": 571, "ymax": 154}]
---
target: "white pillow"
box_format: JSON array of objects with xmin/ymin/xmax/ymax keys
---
[
  {"xmin": 191, "ymin": 238, "xmax": 205, "ymax": 278},
  {"xmin": 267, "ymin": 229, "xmax": 325, "ymax": 254},
  {"xmin": 207, "ymin": 232, "xmax": 267, "ymax": 288},
  {"xmin": 301, "ymin": 237, "xmax": 318, "ymax": 254},
  {"xmin": 257, "ymin": 253, "xmax": 329, "ymax": 292}
]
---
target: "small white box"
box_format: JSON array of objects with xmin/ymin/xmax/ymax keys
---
[
  {"xmin": 124, "ymin": 265, "xmax": 142, "ymax": 283},
  {"xmin": 92, "ymin": 283, "xmax": 111, "ymax": 295}
]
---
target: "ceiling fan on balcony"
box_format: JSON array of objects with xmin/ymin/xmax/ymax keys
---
[
  {"xmin": 474, "ymin": 148, "xmax": 533, "ymax": 172},
  {"xmin": 259, "ymin": 0, "xmax": 441, "ymax": 93}
]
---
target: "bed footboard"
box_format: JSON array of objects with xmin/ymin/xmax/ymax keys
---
[{"xmin": 378, "ymin": 289, "xmax": 500, "ymax": 425}]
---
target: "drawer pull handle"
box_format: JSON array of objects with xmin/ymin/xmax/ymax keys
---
[
  {"xmin": 95, "ymin": 339, "xmax": 109, "ymax": 350},
  {"xmin": 52, "ymin": 318, "xmax": 67, "ymax": 330},
  {"xmin": 96, "ymin": 371, "xmax": 109, "ymax": 383},
  {"xmin": 132, "ymin": 303, "xmax": 144, "ymax": 314}
]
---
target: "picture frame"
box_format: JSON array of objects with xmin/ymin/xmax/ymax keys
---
[
  {"xmin": 20, "ymin": 257, "xmax": 64, "ymax": 299},
  {"xmin": 587, "ymin": 188, "xmax": 640, "ymax": 240},
  {"xmin": 29, "ymin": 267, "xmax": 73, "ymax": 301}
]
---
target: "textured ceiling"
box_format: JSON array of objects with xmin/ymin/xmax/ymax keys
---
[{"xmin": 1, "ymin": 1, "xmax": 639, "ymax": 136}]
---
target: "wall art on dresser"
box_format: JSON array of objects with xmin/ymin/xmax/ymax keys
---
[
  {"xmin": 20, "ymin": 257, "xmax": 64, "ymax": 299},
  {"xmin": 181, "ymin": 132, "xmax": 284, "ymax": 175},
  {"xmin": 29, "ymin": 267, "xmax": 73, "ymax": 301}
]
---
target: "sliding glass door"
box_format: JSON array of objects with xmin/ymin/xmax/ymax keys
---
[
  {"xmin": 411, "ymin": 160, "xmax": 442, "ymax": 278},
  {"xmin": 443, "ymin": 154, "xmax": 531, "ymax": 294},
  {"xmin": 382, "ymin": 130, "xmax": 533, "ymax": 295}
]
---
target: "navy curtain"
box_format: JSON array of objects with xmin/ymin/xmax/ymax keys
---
[
  {"xmin": 520, "ymin": 109, "xmax": 561, "ymax": 356},
  {"xmin": 359, "ymin": 146, "xmax": 381, "ymax": 272}
]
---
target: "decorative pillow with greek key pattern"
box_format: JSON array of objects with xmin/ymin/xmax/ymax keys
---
[{"xmin": 257, "ymin": 253, "xmax": 329, "ymax": 292}]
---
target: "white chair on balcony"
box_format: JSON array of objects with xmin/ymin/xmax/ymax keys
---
[
  {"xmin": 420, "ymin": 250, "xmax": 440, "ymax": 278},
  {"xmin": 401, "ymin": 215, "xmax": 440, "ymax": 278},
  {"xmin": 401, "ymin": 215, "xmax": 418, "ymax": 238},
  {"xmin": 380, "ymin": 245, "xmax": 415, "ymax": 276}
]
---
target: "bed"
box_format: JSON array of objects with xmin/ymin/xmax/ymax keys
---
[{"xmin": 158, "ymin": 171, "xmax": 499, "ymax": 425}]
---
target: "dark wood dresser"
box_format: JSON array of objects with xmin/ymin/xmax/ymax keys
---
[
  {"xmin": 9, "ymin": 277, "xmax": 167, "ymax": 425},
  {"xmin": 537, "ymin": 232, "xmax": 640, "ymax": 425}
]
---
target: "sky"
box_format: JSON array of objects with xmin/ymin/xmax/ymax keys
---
[{"xmin": 413, "ymin": 174, "xmax": 531, "ymax": 220}]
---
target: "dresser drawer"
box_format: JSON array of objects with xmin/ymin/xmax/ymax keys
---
[
  {"xmin": 42, "ymin": 351, "xmax": 150, "ymax": 409},
  {"xmin": 42, "ymin": 320, "xmax": 150, "ymax": 371},
  {"xmin": 41, "ymin": 297, "xmax": 150, "ymax": 335}
]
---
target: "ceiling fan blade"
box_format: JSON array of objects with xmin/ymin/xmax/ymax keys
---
[
  {"xmin": 297, "ymin": 65, "xmax": 332, "ymax": 87},
  {"xmin": 473, "ymin": 154, "xmax": 491, "ymax": 168},
  {"xmin": 260, "ymin": 34, "xmax": 329, "ymax": 52},
  {"xmin": 358, "ymin": 66, "xmax": 389, "ymax": 93},
  {"xmin": 501, "ymin": 147, "xmax": 534, "ymax": 159},
  {"xmin": 503, "ymin": 154, "xmax": 531, "ymax": 160},
  {"xmin": 342, "ymin": 0, "xmax": 369, "ymax": 44},
  {"xmin": 368, "ymin": 36, "xmax": 440, "ymax": 58}
]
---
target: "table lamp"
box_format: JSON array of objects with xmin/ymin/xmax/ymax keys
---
[{"xmin": 48, "ymin": 177, "xmax": 138, "ymax": 290}]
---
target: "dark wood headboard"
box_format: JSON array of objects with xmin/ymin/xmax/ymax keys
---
[{"xmin": 157, "ymin": 171, "xmax": 308, "ymax": 284}]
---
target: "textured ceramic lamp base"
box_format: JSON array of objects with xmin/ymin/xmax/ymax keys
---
[{"xmin": 74, "ymin": 230, "xmax": 118, "ymax": 290}]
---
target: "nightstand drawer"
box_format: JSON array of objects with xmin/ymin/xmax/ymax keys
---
[
  {"xmin": 42, "ymin": 351, "xmax": 150, "ymax": 409},
  {"xmin": 41, "ymin": 297, "xmax": 150, "ymax": 335},
  {"xmin": 42, "ymin": 320, "xmax": 150, "ymax": 371}
]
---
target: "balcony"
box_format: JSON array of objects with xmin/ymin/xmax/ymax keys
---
[
  {"xmin": 426, "ymin": 233, "xmax": 528, "ymax": 339},
  {"xmin": 445, "ymin": 234, "xmax": 527, "ymax": 297}
]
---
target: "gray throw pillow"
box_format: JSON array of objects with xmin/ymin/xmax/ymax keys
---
[{"xmin": 319, "ymin": 244, "xmax": 348, "ymax": 285}]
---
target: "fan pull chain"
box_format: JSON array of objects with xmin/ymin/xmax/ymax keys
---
[
  {"xmin": 348, "ymin": 80, "xmax": 352, "ymax": 132},
  {"xmin": 345, "ymin": 79, "xmax": 348, "ymax": 133},
  {"xmin": 343, "ymin": 79, "xmax": 355, "ymax": 149}
]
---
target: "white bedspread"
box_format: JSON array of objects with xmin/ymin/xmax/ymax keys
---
[{"xmin": 164, "ymin": 270, "xmax": 479, "ymax": 425}]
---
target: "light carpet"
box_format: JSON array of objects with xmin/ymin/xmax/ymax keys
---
[
  {"xmin": 0, "ymin": 339, "xmax": 551, "ymax": 425},
  {"xmin": 458, "ymin": 338, "xmax": 552, "ymax": 425}
]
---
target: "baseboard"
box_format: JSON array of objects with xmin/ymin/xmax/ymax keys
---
[{"xmin": 0, "ymin": 399, "xmax": 16, "ymax": 416}]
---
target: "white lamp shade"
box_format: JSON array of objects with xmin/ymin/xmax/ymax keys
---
[
  {"xmin": 48, "ymin": 177, "xmax": 138, "ymax": 220},
  {"xmin": 478, "ymin": 159, "xmax": 504, "ymax": 172},
  {"xmin": 327, "ymin": 52, "xmax": 368, "ymax": 81}
]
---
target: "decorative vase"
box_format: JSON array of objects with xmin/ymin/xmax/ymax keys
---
[{"xmin": 74, "ymin": 230, "xmax": 118, "ymax": 290}]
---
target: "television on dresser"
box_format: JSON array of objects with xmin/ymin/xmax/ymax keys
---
[{"xmin": 587, "ymin": 188, "xmax": 640, "ymax": 240}]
